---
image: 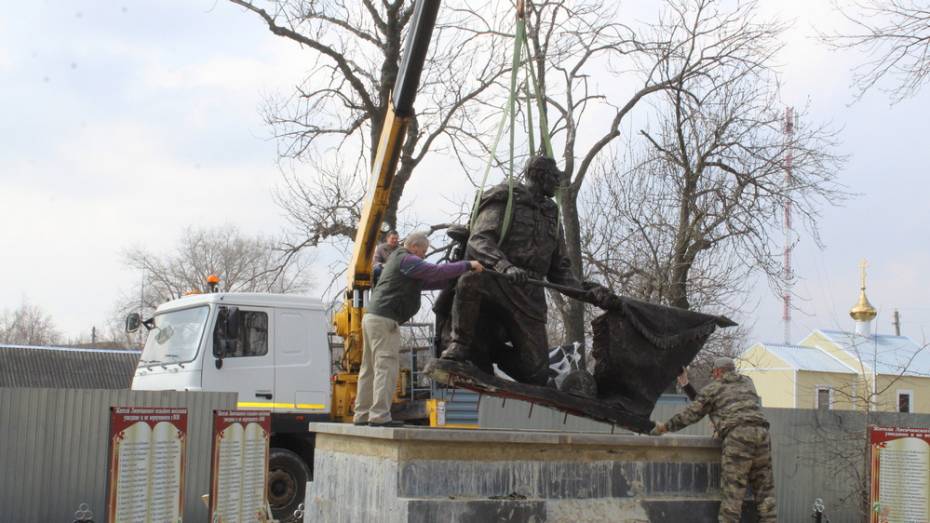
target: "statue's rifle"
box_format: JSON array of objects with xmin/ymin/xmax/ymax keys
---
[{"xmin": 484, "ymin": 269, "xmax": 589, "ymax": 301}]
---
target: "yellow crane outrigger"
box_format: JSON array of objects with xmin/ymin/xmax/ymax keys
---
[{"xmin": 331, "ymin": 0, "xmax": 442, "ymax": 421}]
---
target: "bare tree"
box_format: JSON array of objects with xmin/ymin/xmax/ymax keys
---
[
  {"xmin": 583, "ymin": 153, "xmax": 751, "ymax": 312},
  {"xmin": 227, "ymin": 0, "xmax": 510, "ymax": 251},
  {"xmin": 582, "ymin": 153, "xmax": 753, "ymax": 363},
  {"xmin": 563, "ymin": 1, "xmax": 846, "ymax": 370},
  {"xmin": 478, "ymin": 0, "xmax": 800, "ymax": 343},
  {"xmin": 821, "ymin": 0, "xmax": 930, "ymax": 102},
  {"xmin": 585, "ymin": 72, "xmax": 844, "ymax": 314},
  {"xmin": 118, "ymin": 225, "xmax": 312, "ymax": 316},
  {"xmin": 0, "ymin": 299, "xmax": 61, "ymax": 346}
]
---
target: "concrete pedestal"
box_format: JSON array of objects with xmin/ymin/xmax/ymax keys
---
[{"xmin": 305, "ymin": 423, "xmax": 744, "ymax": 523}]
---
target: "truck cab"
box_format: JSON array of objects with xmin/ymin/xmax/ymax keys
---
[{"xmin": 130, "ymin": 292, "xmax": 331, "ymax": 518}]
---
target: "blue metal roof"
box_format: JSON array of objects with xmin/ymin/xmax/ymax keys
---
[
  {"xmin": 745, "ymin": 343, "xmax": 855, "ymax": 373},
  {"xmin": 818, "ymin": 330, "xmax": 930, "ymax": 378}
]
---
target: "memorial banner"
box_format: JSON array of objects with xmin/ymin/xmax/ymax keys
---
[
  {"xmin": 106, "ymin": 406, "xmax": 188, "ymax": 523},
  {"xmin": 209, "ymin": 410, "xmax": 271, "ymax": 523},
  {"xmin": 870, "ymin": 425, "xmax": 930, "ymax": 523}
]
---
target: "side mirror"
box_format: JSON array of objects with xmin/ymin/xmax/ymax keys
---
[
  {"xmin": 213, "ymin": 306, "xmax": 240, "ymax": 360},
  {"xmin": 125, "ymin": 313, "xmax": 142, "ymax": 333}
]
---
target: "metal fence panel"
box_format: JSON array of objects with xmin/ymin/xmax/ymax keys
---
[
  {"xmin": 480, "ymin": 398, "xmax": 930, "ymax": 522},
  {"xmin": 766, "ymin": 408, "xmax": 930, "ymax": 523},
  {"xmin": 5, "ymin": 386, "xmax": 928, "ymax": 522},
  {"xmin": 0, "ymin": 388, "xmax": 236, "ymax": 522}
]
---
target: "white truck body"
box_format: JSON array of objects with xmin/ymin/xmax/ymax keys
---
[
  {"xmin": 129, "ymin": 292, "xmax": 332, "ymax": 518},
  {"xmin": 131, "ymin": 292, "xmax": 332, "ymax": 417}
]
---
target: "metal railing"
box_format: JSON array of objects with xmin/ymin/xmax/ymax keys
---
[{"xmin": 400, "ymin": 322, "xmax": 435, "ymax": 399}]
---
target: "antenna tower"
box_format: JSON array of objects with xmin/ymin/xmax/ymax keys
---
[{"xmin": 783, "ymin": 107, "xmax": 795, "ymax": 344}]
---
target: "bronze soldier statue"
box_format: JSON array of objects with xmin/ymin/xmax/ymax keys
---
[
  {"xmin": 427, "ymin": 156, "xmax": 737, "ymax": 430},
  {"xmin": 653, "ymin": 357, "xmax": 777, "ymax": 522},
  {"xmin": 439, "ymin": 155, "xmax": 610, "ymax": 386}
]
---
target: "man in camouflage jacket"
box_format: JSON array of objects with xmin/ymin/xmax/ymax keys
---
[
  {"xmin": 653, "ymin": 357, "xmax": 776, "ymax": 523},
  {"xmin": 440, "ymin": 155, "xmax": 609, "ymax": 385}
]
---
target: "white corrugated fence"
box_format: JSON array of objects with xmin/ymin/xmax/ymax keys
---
[{"xmin": 0, "ymin": 388, "xmax": 236, "ymax": 522}]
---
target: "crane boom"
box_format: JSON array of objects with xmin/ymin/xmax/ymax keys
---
[{"xmin": 331, "ymin": 0, "xmax": 441, "ymax": 421}]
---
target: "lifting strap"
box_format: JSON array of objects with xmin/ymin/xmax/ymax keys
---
[
  {"xmin": 522, "ymin": 31, "xmax": 562, "ymax": 226},
  {"xmin": 469, "ymin": 2, "xmax": 553, "ymax": 244}
]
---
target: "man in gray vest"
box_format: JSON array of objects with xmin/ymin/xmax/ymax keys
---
[{"xmin": 354, "ymin": 231, "xmax": 484, "ymax": 427}]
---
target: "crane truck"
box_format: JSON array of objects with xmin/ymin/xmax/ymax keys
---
[{"xmin": 127, "ymin": 0, "xmax": 443, "ymax": 519}]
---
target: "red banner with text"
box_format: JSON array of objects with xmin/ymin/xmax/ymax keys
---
[
  {"xmin": 869, "ymin": 425, "xmax": 930, "ymax": 523},
  {"xmin": 209, "ymin": 410, "xmax": 272, "ymax": 523},
  {"xmin": 106, "ymin": 406, "xmax": 188, "ymax": 523}
]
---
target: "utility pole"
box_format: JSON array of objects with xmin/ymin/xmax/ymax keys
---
[
  {"xmin": 139, "ymin": 269, "xmax": 145, "ymax": 349},
  {"xmin": 91, "ymin": 326, "xmax": 96, "ymax": 345},
  {"xmin": 782, "ymin": 107, "xmax": 795, "ymax": 344},
  {"xmin": 892, "ymin": 308, "xmax": 901, "ymax": 336}
]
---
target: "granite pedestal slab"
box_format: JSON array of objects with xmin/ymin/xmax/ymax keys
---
[{"xmin": 304, "ymin": 423, "xmax": 752, "ymax": 523}]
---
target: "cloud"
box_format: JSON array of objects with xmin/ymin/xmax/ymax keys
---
[
  {"xmin": 0, "ymin": 47, "xmax": 11, "ymax": 71},
  {"xmin": 0, "ymin": 117, "xmax": 284, "ymax": 337},
  {"xmin": 140, "ymin": 53, "xmax": 300, "ymax": 95}
]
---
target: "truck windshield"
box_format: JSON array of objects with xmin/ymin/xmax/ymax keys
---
[{"xmin": 140, "ymin": 306, "xmax": 209, "ymax": 366}]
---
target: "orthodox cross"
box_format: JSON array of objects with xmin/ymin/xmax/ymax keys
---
[{"xmin": 859, "ymin": 259, "xmax": 869, "ymax": 290}]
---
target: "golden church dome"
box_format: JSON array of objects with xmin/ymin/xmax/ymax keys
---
[
  {"xmin": 849, "ymin": 289, "xmax": 877, "ymax": 321},
  {"xmin": 850, "ymin": 259, "xmax": 877, "ymax": 322}
]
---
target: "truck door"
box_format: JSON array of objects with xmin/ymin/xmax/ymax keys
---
[
  {"xmin": 202, "ymin": 307, "xmax": 276, "ymax": 410},
  {"xmin": 274, "ymin": 308, "xmax": 330, "ymax": 415}
]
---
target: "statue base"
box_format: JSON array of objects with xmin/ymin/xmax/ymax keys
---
[
  {"xmin": 425, "ymin": 358, "xmax": 653, "ymax": 433},
  {"xmin": 303, "ymin": 423, "xmax": 756, "ymax": 522}
]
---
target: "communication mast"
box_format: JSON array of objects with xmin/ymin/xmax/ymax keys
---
[{"xmin": 783, "ymin": 107, "xmax": 795, "ymax": 344}]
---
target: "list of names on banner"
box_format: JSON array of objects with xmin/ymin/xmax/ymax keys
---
[
  {"xmin": 107, "ymin": 406, "xmax": 188, "ymax": 523},
  {"xmin": 870, "ymin": 426, "xmax": 930, "ymax": 523},
  {"xmin": 210, "ymin": 410, "xmax": 271, "ymax": 523}
]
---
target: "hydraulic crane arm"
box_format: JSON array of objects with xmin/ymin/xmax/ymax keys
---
[
  {"xmin": 331, "ymin": 0, "xmax": 441, "ymax": 421},
  {"xmin": 345, "ymin": 0, "xmax": 440, "ymax": 289}
]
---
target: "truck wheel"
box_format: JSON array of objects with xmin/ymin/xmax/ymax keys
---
[{"xmin": 268, "ymin": 447, "xmax": 311, "ymax": 521}]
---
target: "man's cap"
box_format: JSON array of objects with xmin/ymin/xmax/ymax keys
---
[{"xmin": 713, "ymin": 356, "xmax": 736, "ymax": 370}]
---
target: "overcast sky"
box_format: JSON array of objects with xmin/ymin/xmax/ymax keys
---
[{"xmin": 1, "ymin": 0, "xmax": 928, "ymax": 346}]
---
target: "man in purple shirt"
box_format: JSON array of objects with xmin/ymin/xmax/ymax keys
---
[{"xmin": 354, "ymin": 231, "xmax": 484, "ymax": 427}]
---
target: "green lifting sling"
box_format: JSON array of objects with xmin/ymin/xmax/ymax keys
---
[{"xmin": 468, "ymin": 2, "xmax": 557, "ymax": 244}]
